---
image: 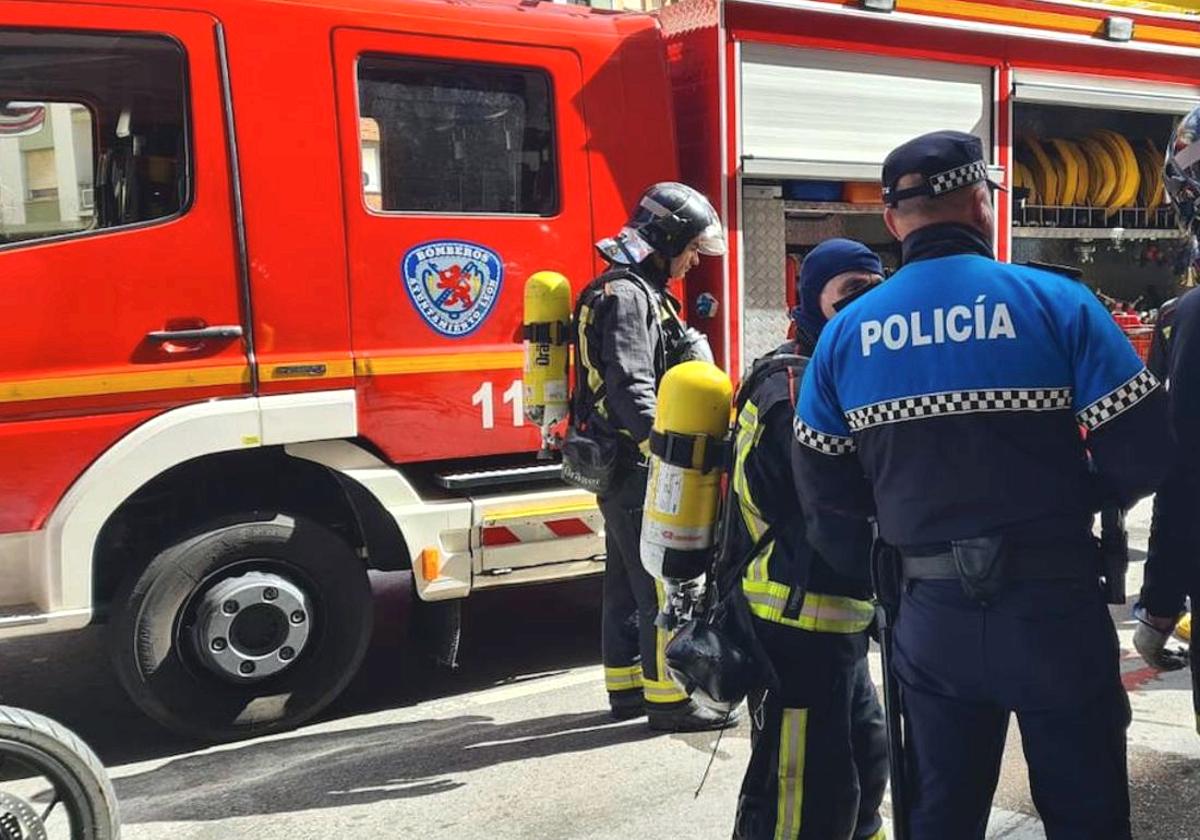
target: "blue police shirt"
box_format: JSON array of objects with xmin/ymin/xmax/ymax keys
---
[{"xmin": 794, "ymin": 224, "xmax": 1169, "ymax": 548}]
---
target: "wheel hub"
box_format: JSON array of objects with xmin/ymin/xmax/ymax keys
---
[
  {"xmin": 0, "ymin": 792, "xmax": 47, "ymax": 840},
  {"xmin": 193, "ymin": 571, "xmax": 313, "ymax": 683}
]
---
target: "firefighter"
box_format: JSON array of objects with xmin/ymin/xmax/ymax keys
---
[
  {"xmin": 793, "ymin": 131, "xmax": 1170, "ymax": 839},
  {"xmin": 574, "ymin": 182, "xmax": 736, "ymax": 731},
  {"xmin": 730, "ymin": 238, "xmax": 888, "ymax": 840},
  {"xmin": 1133, "ymin": 105, "xmax": 1200, "ymax": 730}
]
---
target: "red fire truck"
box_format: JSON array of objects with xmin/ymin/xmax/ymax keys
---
[{"xmin": 1, "ymin": 0, "xmax": 1197, "ymax": 740}]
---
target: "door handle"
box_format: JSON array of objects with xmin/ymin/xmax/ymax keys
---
[{"xmin": 147, "ymin": 325, "xmax": 244, "ymax": 342}]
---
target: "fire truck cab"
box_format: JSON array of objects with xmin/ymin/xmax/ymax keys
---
[{"xmin": 0, "ymin": 0, "xmax": 676, "ymax": 740}]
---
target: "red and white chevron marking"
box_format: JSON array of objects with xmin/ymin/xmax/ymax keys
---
[{"xmin": 481, "ymin": 516, "xmax": 598, "ymax": 547}]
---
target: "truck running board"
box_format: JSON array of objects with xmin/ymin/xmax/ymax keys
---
[{"xmin": 435, "ymin": 463, "xmax": 562, "ymax": 491}]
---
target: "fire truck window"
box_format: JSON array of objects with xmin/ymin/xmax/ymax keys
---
[
  {"xmin": 0, "ymin": 31, "xmax": 187, "ymax": 248},
  {"xmin": 357, "ymin": 56, "xmax": 558, "ymax": 216}
]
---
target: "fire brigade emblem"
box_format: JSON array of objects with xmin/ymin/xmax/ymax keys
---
[{"xmin": 402, "ymin": 240, "xmax": 504, "ymax": 338}]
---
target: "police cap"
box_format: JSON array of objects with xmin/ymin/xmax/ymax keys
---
[{"xmin": 882, "ymin": 130, "xmax": 1004, "ymax": 208}]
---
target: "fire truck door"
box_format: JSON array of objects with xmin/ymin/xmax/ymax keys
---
[
  {"xmin": 333, "ymin": 28, "xmax": 593, "ymax": 464},
  {"xmin": 0, "ymin": 4, "xmax": 251, "ymax": 535}
]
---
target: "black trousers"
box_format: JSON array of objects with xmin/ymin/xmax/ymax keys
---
[
  {"xmin": 598, "ymin": 466, "xmax": 688, "ymax": 707},
  {"xmin": 893, "ymin": 577, "xmax": 1131, "ymax": 840},
  {"xmin": 734, "ymin": 619, "xmax": 888, "ymax": 840}
]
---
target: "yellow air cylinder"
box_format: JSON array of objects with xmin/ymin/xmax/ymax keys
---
[
  {"xmin": 522, "ymin": 271, "xmax": 572, "ymax": 437},
  {"xmin": 641, "ymin": 360, "xmax": 733, "ymax": 583}
]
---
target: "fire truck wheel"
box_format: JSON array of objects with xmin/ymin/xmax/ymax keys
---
[{"xmin": 108, "ymin": 513, "xmax": 373, "ymax": 742}]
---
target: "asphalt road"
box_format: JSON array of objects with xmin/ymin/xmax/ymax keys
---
[{"xmin": 0, "ymin": 499, "xmax": 1198, "ymax": 839}]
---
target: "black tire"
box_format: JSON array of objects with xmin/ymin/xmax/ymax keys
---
[
  {"xmin": 108, "ymin": 513, "xmax": 373, "ymax": 742},
  {"xmin": 0, "ymin": 705, "xmax": 120, "ymax": 840}
]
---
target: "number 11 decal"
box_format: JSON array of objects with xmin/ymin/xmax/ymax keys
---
[{"xmin": 472, "ymin": 380, "xmax": 525, "ymax": 429}]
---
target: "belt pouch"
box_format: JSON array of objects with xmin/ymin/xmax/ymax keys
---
[{"xmin": 950, "ymin": 536, "xmax": 1006, "ymax": 603}]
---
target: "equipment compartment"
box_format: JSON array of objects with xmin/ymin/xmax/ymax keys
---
[
  {"xmin": 1011, "ymin": 96, "xmax": 1191, "ymax": 308},
  {"xmin": 740, "ymin": 183, "xmax": 898, "ymax": 365}
]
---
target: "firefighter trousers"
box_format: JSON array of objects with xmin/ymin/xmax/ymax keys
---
[
  {"xmin": 734, "ymin": 619, "xmax": 888, "ymax": 840},
  {"xmin": 598, "ymin": 465, "xmax": 689, "ymax": 709}
]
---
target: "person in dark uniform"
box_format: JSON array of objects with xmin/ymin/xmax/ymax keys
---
[
  {"xmin": 572, "ymin": 182, "xmax": 735, "ymax": 731},
  {"xmin": 792, "ymin": 131, "xmax": 1170, "ymax": 840},
  {"xmin": 1134, "ymin": 105, "xmax": 1200, "ymax": 731},
  {"xmin": 730, "ymin": 239, "xmax": 888, "ymax": 840},
  {"xmin": 1146, "ymin": 293, "xmax": 1184, "ymax": 382}
]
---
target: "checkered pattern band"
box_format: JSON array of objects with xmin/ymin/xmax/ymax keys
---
[
  {"xmin": 1076, "ymin": 369, "xmax": 1159, "ymax": 432},
  {"xmin": 794, "ymin": 417, "xmax": 856, "ymax": 456},
  {"xmin": 928, "ymin": 160, "xmax": 988, "ymax": 196},
  {"xmin": 844, "ymin": 387, "xmax": 1074, "ymax": 432}
]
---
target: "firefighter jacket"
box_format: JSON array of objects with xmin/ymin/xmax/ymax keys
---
[
  {"xmin": 1147, "ymin": 291, "xmax": 1191, "ymax": 382},
  {"xmin": 572, "ymin": 265, "xmax": 681, "ymax": 457},
  {"xmin": 794, "ymin": 222, "xmax": 1170, "ymax": 551},
  {"xmin": 729, "ymin": 340, "xmax": 874, "ymax": 636}
]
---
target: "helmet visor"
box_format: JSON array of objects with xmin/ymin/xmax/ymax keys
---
[{"xmin": 695, "ymin": 220, "xmax": 728, "ymax": 257}]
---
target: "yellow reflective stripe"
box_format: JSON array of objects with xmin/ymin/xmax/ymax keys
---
[
  {"xmin": 605, "ymin": 665, "xmax": 644, "ymax": 692},
  {"xmin": 606, "ymin": 676, "xmax": 642, "ymax": 692},
  {"xmin": 655, "ymin": 580, "xmax": 670, "ymax": 684},
  {"xmin": 734, "ymin": 474, "xmax": 764, "ymax": 542},
  {"xmin": 577, "ymin": 303, "xmax": 604, "ymax": 397},
  {"xmin": 354, "ymin": 351, "xmax": 523, "ymax": 376},
  {"xmin": 645, "ymin": 582, "xmax": 688, "ymax": 704},
  {"xmin": 733, "ymin": 416, "xmax": 760, "ymax": 532},
  {"xmin": 485, "ymin": 499, "xmax": 598, "ymax": 523},
  {"xmin": 654, "ymin": 291, "xmax": 677, "ymax": 329},
  {"xmin": 748, "ymin": 541, "xmax": 774, "ymax": 586},
  {"xmin": 775, "ymin": 708, "xmax": 808, "ymax": 840},
  {"xmin": 578, "ymin": 301, "xmax": 627, "ymax": 429},
  {"xmin": 643, "ymin": 677, "xmax": 689, "ymax": 704},
  {"xmin": 0, "ymin": 364, "xmax": 250, "ymax": 404},
  {"xmin": 605, "ymin": 665, "xmax": 643, "ymax": 679},
  {"xmin": 814, "ymin": 0, "xmax": 1200, "ymax": 49},
  {"xmin": 1143, "ymin": 21, "xmax": 1200, "ymax": 49},
  {"xmin": 734, "ymin": 401, "xmax": 775, "ymax": 583},
  {"xmin": 742, "ymin": 581, "xmax": 875, "ymax": 634},
  {"xmin": 862, "ymin": 830, "xmax": 887, "ymax": 840}
]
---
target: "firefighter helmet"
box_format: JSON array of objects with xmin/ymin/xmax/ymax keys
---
[
  {"xmin": 664, "ymin": 617, "xmax": 754, "ymax": 715},
  {"xmin": 596, "ymin": 182, "xmax": 727, "ymax": 265},
  {"xmin": 1165, "ymin": 105, "xmax": 1200, "ymax": 239}
]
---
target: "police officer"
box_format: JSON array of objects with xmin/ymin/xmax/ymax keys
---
[
  {"xmin": 573, "ymin": 182, "xmax": 735, "ymax": 731},
  {"xmin": 730, "ymin": 239, "xmax": 888, "ymax": 840},
  {"xmin": 1134, "ymin": 105, "xmax": 1200, "ymax": 726},
  {"xmin": 793, "ymin": 131, "xmax": 1170, "ymax": 839}
]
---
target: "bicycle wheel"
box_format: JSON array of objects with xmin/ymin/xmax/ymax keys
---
[{"xmin": 0, "ymin": 707, "xmax": 119, "ymax": 840}]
